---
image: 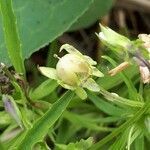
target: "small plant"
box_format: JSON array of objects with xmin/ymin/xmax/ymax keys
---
[{"xmin": 0, "ymin": 1, "xmax": 150, "ymax": 150}]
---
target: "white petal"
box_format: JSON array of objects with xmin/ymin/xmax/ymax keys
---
[
  {"xmin": 58, "ymin": 81, "xmax": 75, "ymax": 90},
  {"xmin": 92, "ymin": 67, "xmax": 104, "ymax": 77},
  {"xmin": 60, "ymin": 44, "xmax": 82, "ymax": 56},
  {"xmin": 38, "ymin": 66, "xmax": 57, "ymax": 80},
  {"xmin": 98, "ymin": 32, "xmax": 106, "ymax": 41},
  {"xmin": 83, "ymin": 78, "xmax": 100, "ymax": 92},
  {"xmin": 84, "ymin": 55, "xmax": 97, "ymax": 65}
]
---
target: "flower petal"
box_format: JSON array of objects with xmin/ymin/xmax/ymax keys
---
[
  {"xmin": 60, "ymin": 44, "xmax": 82, "ymax": 56},
  {"xmin": 58, "ymin": 81, "xmax": 75, "ymax": 90},
  {"xmin": 92, "ymin": 67, "xmax": 104, "ymax": 77},
  {"xmin": 38, "ymin": 67, "xmax": 57, "ymax": 80},
  {"xmin": 83, "ymin": 55, "xmax": 97, "ymax": 65},
  {"xmin": 75, "ymin": 87, "xmax": 87, "ymax": 100},
  {"xmin": 83, "ymin": 78, "xmax": 100, "ymax": 92}
]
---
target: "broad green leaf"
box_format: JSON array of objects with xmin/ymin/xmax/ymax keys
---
[
  {"xmin": 0, "ymin": 0, "xmax": 94, "ymax": 65},
  {"xmin": 13, "ymin": 90, "xmax": 74, "ymax": 150},
  {"xmin": 70, "ymin": 0, "xmax": 113, "ymax": 30},
  {"xmin": 0, "ymin": 0, "xmax": 25, "ymax": 74}
]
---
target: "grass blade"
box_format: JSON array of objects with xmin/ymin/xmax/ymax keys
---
[
  {"xmin": 89, "ymin": 100, "xmax": 150, "ymax": 150},
  {"xmin": 12, "ymin": 90, "xmax": 74, "ymax": 150}
]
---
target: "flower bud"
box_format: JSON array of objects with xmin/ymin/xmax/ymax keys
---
[
  {"xmin": 98, "ymin": 24, "xmax": 130, "ymax": 48},
  {"xmin": 39, "ymin": 44, "xmax": 104, "ymax": 99},
  {"xmin": 2, "ymin": 95, "xmax": 23, "ymax": 128},
  {"xmin": 138, "ymin": 34, "xmax": 150, "ymax": 55},
  {"xmin": 56, "ymin": 54, "xmax": 90, "ymax": 86}
]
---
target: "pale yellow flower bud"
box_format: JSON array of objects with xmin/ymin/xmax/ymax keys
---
[
  {"xmin": 39, "ymin": 44, "xmax": 104, "ymax": 99},
  {"xmin": 56, "ymin": 54, "xmax": 90, "ymax": 86}
]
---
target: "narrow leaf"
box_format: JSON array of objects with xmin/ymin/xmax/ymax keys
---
[
  {"xmin": 15, "ymin": 90, "xmax": 74, "ymax": 150},
  {"xmin": 0, "ymin": 0, "xmax": 25, "ymax": 74},
  {"xmin": 29, "ymin": 79, "xmax": 58, "ymax": 100}
]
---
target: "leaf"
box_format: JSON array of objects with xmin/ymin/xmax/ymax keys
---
[
  {"xmin": 110, "ymin": 127, "xmax": 130, "ymax": 150},
  {"xmin": 70, "ymin": 0, "xmax": 113, "ymax": 30},
  {"xmin": 63, "ymin": 111, "xmax": 113, "ymax": 132},
  {"xmin": 0, "ymin": 0, "xmax": 94, "ymax": 65},
  {"xmin": 102, "ymin": 55, "xmax": 139, "ymax": 100},
  {"xmin": 89, "ymin": 100, "xmax": 150, "ymax": 150},
  {"xmin": 38, "ymin": 67, "xmax": 58, "ymax": 80},
  {"xmin": 134, "ymin": 135, "xmax": 144, "ymax": 150},
  {"xmin": 97, "ymin": 64, "xmax": 139, "ymax": 90},
  {"xmin": 56, "ymin": 137, "xmax": 93, "ymax": 150},
  {"xmin": 0, "ymin": 111, "xmax": 11, "ymax": 128},
  {"xmin": 0, "ymin": 0, "xmax": 25, "ymax": 74},
  {"xmin": 87, "ymin": 91, "xmax": 128, "ymax": 117},
  {"xmin": 29, "ymin": 79, "xmax": 58, "ymax": 100},
  {"xmin": 13, "ymin": 90, "xmax": 74, "ymax": 150}
]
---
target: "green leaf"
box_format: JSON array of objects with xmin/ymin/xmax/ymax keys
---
[
  {"xmin": 63, "ymin": 111, "xmax": 113, "ymax": 132},
  {"xmin": 38, "ymin": 67, "xmax": 58, "ymax": 80},
  {"xmin": 87, "ymin": 91, "xmax": 128, "ymax": 117},
  {"xmin": 97, "ymin": 65, "xmax": 139, "ymax": 90},
  {"xmin": 134, "ymin": 135, "xmax": 144, "ymax": 150},
  {"xmin": 89, "ymin": 100, "xmax": 150, "ymax": 150},
  {"xmin": 70, "ymin": 0, "xmax": 113, "ymax": 30},
  {"xmin": 102, "ymin": 55, "xmax": 139, "ymax": 100},
  {"xmin": 29, "ymin": 79, "xmax": 58, "ymax": 100},
  {"xmin": 13, "ymin": 90, "xmax": 74, "ymax": 150},
  {"xmin": 110, "ymin": 127, "xmax": 130, "ymax": 150},
  {"xmin": 0, "ymin": 0, "xmax": 94, "ymax": 65},
  {"xmin": 56, "ymin": 137, "xmax": 93, "ymax": 150},
  {"xmin": 0, "ymin": 0, "xmax": 25, "ymax": 74},
  {"xmin": 0, "ymin": 111, "xmax": 11, "ymax": 128}
]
